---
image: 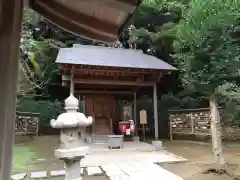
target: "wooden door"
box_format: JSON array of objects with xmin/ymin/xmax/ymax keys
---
[
  {"xmin": 85, "ymin": 96, "xmax": 94, "ymax": 117},
  {"xmin": 94, "ymin": 97, "xmax": 108, "ymax": 118},
  {"xmin": 85, "ymin": 95, "xmax": 116, "ymax": 135}
]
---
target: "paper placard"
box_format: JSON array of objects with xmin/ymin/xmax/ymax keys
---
[
  {"xmin": 126, "ymin": 129, "xmax": 131, "ymax": 135},
  {"xmin": 140, "ymin": 109, "xmax": 147, "ymax": 124}
]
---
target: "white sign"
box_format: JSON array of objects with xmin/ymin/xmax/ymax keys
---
[{"xmin": 126, "ymin": 129, "xmax": 131, "ymax": 135}]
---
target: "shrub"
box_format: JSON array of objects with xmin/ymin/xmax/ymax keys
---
[{"xmin": 17, "ymin": 98, "xmax": 64, "ymax": 127}]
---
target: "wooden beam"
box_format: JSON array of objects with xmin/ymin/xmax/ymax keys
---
[
  {"xmin": 40, "ymin": 0, "xmax": 119, "ymax": 34},
  {"xmin": 73, "ymin": 78, "xmax": 155, "ymax": 86},
  {"xmin": 74, "ymin": 69, "xmax": 150, "ymax": 76},
  {"xmin": 0, "ymin": 1, "xmax": 23, "ymax": 179},
  {"xmin": 61, "ymin": 65, "xmax": 162, "ymax": 75},
  {"xmin": 75, "ymin": 90, "xmax": 134, "ymax": 95},
  {"xmin": 153, "ymin": 83, "xmax": 159, "ymax": 140},
  {"xmin": 29, "ymin": 1, "xmax": 116, "ymax": 42},
  {"xmin": 146, "ymin": 72, "xmax": 164, "ymax": 81}
]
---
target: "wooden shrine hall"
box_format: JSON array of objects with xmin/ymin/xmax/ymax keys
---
[{"xmin": 56, "ymin": 44, "xmax": 177, "ymax": 140}]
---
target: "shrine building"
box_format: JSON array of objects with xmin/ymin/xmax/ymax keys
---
[{"xmin": 56, "ymin": 44, "xmax": 177, "ymax": 140}]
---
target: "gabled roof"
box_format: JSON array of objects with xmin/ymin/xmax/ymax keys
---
[{"xmin": 56, "ymin": 45, "xmax": 177, "ymax": 71}]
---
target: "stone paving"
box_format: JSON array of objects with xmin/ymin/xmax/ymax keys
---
[
  {"xmin": 105, "ymin": 162, "xmax": 183, "ymax": 180},
  {"xmin": 11, "ymin": 162, "xmax": 184, "ymax": 180},
  {"xmin": 13, "ymin": 136, "xmax": 240, "ymax": 180},
  {"xmin": 11, "ymin": 149, "xmax": 187, "ymax": 179},
  {"xmin": 81, "ymin": 150, "xmax": 187, "ymax": 167}
]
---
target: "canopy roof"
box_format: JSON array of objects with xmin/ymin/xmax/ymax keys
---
[
  {"xmin": 29, "ymin": 0, "xmax": 141, "ymax": 42},
  {"xmin": 56, "ymin": 45, "xmax": 177, "ymax": 71}
]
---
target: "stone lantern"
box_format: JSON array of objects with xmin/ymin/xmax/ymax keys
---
[{"xmin": 51, "ymin": 94, "xmax": 93, "ymax": 180}]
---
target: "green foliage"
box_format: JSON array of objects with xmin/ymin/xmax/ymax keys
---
[
  {"xmin": 167, "ymin": 0, "xmax": 240, "ymax": 127},
  {"xmin": 217, "ymin": 83, "xmax": 240, "ymax": 126},
  {"xmin": 137, "ymin": 92, "xmax": 200, "ymax": 131},
  {"xmin": 21, "ymin": 0, "xmax": 240, "ymax": 128},
  {"xmin": 17, "ymin": 98, "xmax": 64, "ymax": 126},
  {"xmin": 143, "ymin": 0, "xmax": 187, "ymax": 11},
  {"xmin": 173, "ymin": 0, "xmax": 240, "ymax": 94},
  {"xmin": 131, "ymin": 0, "xmax": 188, "ymax": 60},
  {"xmin": 19, "ymin": 9, "xmax": 61, "ymax": 97},
  {"xmin": 138, "ymin": 0, "xmax": 240, "ymax": 126},
  {"xmin": 21, "ymin": 9, "xmax": 38, "ymax": 53}
]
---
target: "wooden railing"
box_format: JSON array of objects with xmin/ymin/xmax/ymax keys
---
[{"xmin": 15, "ymin": 111, "xmax": 40, "ymax": 136}]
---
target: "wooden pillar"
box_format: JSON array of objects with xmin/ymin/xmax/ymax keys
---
[
  {"xmin": 70, "ymin": 67, "xmax": 75, "ymax": 95},
  {"xmin": 169, "ymin": 115, "xmax": 173, "ymax": 141},
  {"xmin": 133, "ymin": 92, "xmax": 137, "ymax": 135},
  {"xmin": 83, "ymin": 95, "xmax": 86, "ymax": 114},
  {"xmin": 153, "ymin": 83, "xmax": 159, "ymax": 140},
  {"xmin": 78, "ymin": 95, "xmax": 81, "ymax": 111},
  {"xmin": 0, "ymin": 1, "xmax": 23, "ymax": 179}
]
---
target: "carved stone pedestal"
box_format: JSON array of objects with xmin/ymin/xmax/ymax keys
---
[{"xmin": 64, "ymin": 158, "xmax": 83, "ymax": 180}]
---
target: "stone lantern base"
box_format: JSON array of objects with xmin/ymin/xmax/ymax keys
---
[{"xmin": 55, "ymin": 147, "xmax": 89, "ymax": 159}]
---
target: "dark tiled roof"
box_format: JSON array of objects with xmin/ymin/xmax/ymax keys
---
[{"xmin": 56, "ymin": 45, "xmax": 177, "ymax": 71}]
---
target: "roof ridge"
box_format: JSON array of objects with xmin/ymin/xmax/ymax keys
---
[{"xmin": 72, "ymin": 44, "xmax": 143, "ymax": 53}]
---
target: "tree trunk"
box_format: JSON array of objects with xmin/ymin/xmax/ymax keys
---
[{"xmin": 209, "ymin": 92, "xmax": 225, "ymax": 171}]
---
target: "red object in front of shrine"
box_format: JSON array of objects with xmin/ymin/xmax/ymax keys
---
[{"xmin": 118, "ymin": 121, "xmax": 135, "ymax": 135}]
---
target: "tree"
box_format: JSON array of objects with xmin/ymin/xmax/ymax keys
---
[
  {"xmin": 172, "ymin": 0, "xmax": 240, "ymax": 171},
  {"xmin": 19, "ymin": 8, "xmax": 47, "ymax": 96},
  {"xmin": 19, "ymin": 8, "xmax": 60, "ymax": 97}
]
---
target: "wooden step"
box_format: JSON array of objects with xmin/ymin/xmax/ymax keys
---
[{"xmin": 93, "ymin": 118, "xmax": 112, "ymax": 135}]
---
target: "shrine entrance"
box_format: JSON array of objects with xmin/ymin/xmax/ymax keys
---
[{"xmin": 85, "ymin": 95, "xmax": 116, "ymax": 135}]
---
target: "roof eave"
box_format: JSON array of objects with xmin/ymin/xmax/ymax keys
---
[
  {"xmin": 57, "ymin": 62, "xmax": 177, "ymax": 72},
  {"xmin": 29, "ymin": 0, "xmax": 142, "ymax": 43}
]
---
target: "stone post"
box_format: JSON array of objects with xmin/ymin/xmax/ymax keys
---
[{"xmin": 51, "ymin": 94, "xmax": 93, "ymax": 180}]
